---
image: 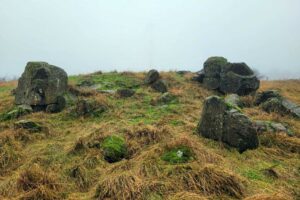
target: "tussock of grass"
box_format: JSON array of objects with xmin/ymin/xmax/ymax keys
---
[
  {"xmin": 167, "ymin": 164, "xmax": 245, "ymax": 198},
  {"xmin": 69, "ymin": 165, "xmax": 92, "ymax": 192},
  {"xmin": 244, "ymin": 193, "xmax": 293, "ymax": 200},
  {"xmin": 260, "ymin": 133, "xmax": 300, "ymax": 153},
  {"xmin": 0, "ymin": 139, "xmax": 22, "ymax": 175},
  {"xmin": 17, "ymin": 164, "xmax": 64, "ymax": 200},
  {"xmin": 95, "ymin": 172, "xmax": 143, "ymax": 200},
  {"xmin": 167, "ymin": 192, "xmax": 208, "ymax": 200}
]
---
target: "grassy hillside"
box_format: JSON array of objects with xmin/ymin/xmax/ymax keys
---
[{"xmin": 0, "ymin": 72, "xmax": 299, "ymax": 200}]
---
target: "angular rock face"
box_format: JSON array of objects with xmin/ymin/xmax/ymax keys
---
[
  {"xmin": 195, "ymin": 57, "xmax": 260, "ymax": 95},
  {"xmin": 15, "ymin": 62, "xmax": 68, "ymax": 112},
  {"xmin": 197, "ymin": 96, "xmax": 259, "ymax": 152}
]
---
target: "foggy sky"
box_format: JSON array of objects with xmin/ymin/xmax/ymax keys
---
[{"xmin": 0, "ymin": 0, "xmax": 300, "ymax": 79}]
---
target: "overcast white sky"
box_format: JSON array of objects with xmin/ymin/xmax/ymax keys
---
[{"xmin": 0, "ymin": 0, "xmax": 299, "ymax": 79}]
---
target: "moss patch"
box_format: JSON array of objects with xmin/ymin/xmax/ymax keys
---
[
  {"xmin": 102, "ymin": 135, "xmax": 127, "ymax": 163},
  {"xmin": 162, "ymin": 146, "xmax": 193, "ymax": 164}
]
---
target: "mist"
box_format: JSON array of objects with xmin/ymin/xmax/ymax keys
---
[{"xmin": 0, "ymin": 0, "xmax": 300, "ymax": 79}]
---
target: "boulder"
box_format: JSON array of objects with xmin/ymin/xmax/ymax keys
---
[
  {"xmin": 116, "ymin": 89, "xmax": 135, "ymax": 98},
  {"xmin": 194, "ymin": 57, "xmax": 260, "ymax": 95},
  {"xmin": 14, "ymin": 120, "xmax": 42, "ymax": 132},
  {"xmin": 144, "ymin": 69, "xmax": 159, "ymax": 84},
  {"xmin": 151, "ymin": 80, "xmax": 168, "ymax": 93},
  {"xmin": 15, "ymin": 62, "xmax": 68, "ymax": 112},
  {"xmin": 225, "ymin": 94, "xmax": 243, "ymax": 108},
  {"xmin": 197, "ymin": 96, "xmax": 258, "ymax": 152}
]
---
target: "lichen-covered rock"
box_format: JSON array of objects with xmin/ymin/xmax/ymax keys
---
[
  {"xmin": 15, "ymin": 62, "xmax": 68, "ymax": 111},
  {"xmin": 116, "ymin": 88, "xmax": 135, "ymax": 98},
  {"xmin": 151, "ymin": 80, "xmax": 168, "ymax": 93},
  {"xmin": 195, "ymin": 57, "xmax": 260, "ymax": 95},
  {"xmin": 253, "ymin": 120, "xmax": 294, "ymax": 136},
  {"xmin": 144, "ymin": 69, "xmax": 159, "ymax": 84},
  {"xmin": 197, "ymin": 96, "xmax": 258, "ymax": 152},
  {"xmin": 256, "ymin": 90, "xmax": 300, "ymax": 118},
  {"xmin": 198, "ymin": 96, "xmax": 226, "ymax": 141},
  {"xmin": 255, "ymin": 90, "xmax": 281, "ymax": 105}
]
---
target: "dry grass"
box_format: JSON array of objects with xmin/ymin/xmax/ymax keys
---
[
  {"xmin": 0, "ymin": 75, "xmax": 299, "ymax": 199},
  {"xmin": 17, "ymin": 164, "xmax": 64, "ymax": 200},
  {"xmin": 94, "ymin": 172, "xmax": 143, "ymax": 200}
]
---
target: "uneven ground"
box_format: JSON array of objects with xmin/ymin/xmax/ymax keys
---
[{"xmin": 0, "ymin": 72, "xmax": 299, "ymax": 200}]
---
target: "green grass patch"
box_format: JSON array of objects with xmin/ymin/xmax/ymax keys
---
[{"xmin": 162, "ymin": 146, "xmax": 193, "ymax": 164}]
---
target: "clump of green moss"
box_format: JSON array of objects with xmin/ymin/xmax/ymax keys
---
[
  {"xmin": 161, "ymin": 146, "xmax": 193, "ymax": 164},
  {"xmin": 102, "ymin": 135, "xmax": 127, "ymax": 163}
]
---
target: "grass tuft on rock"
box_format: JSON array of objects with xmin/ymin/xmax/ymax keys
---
[{"xmin": 102, "ymin": 135, "xmax": 128, "ymax": 163}]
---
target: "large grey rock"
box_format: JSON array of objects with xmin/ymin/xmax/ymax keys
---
[
  {"xmin": 15, "ymin": 62, "xmax": 68, "ymax": 112},
  {"xmin": 195, "ymin": 57, "xmax": 260, "ymax": 95},
  {"xmin": 197, "ymin": 96, "xmax": 258, "ymax": 152},
  {"xmin": 144, "ymin": 69, "xmax": 159, "ymax": 84}
]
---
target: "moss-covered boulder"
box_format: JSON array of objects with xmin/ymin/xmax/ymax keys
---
[
  {"xmin": 162, "ymin": 146, "xmax": 193, "ymax": 164},
  {"xmin": 196, "ymin": 57, "xmax": 260, "ymax": 95},
  {"xmin": 197, "ymin": 96, "xmax": 259, "ymax": 153},
  {"xmin": 102, "ymin": 135, "xmax": 127, "ymax": 163}
]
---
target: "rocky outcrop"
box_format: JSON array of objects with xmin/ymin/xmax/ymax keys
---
[
  {"xmin": 144, "ymin": 69, "xmax": 159, "ymax": 84},
  {"xmin": 194, "ymin": 57, "xmax": 260, "ymax": 95},
  {"xmin": 74, "ymin": 99, "xmax": 107, "ymax": 117},
  {"xmin": 15, "ymin": 62, "xmax": 68, "ymax": 112},
  {"xmin": 255, "ymin": 90, "xmax": 300, "ymax": 118},
  {"xmin": 197, "ymin": 96, "xmax": 259, "ymax": 152}
]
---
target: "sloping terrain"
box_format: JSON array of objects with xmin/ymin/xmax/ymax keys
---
[{"xmin": 0, "ymin": 72, "xmax": 299, "ymax": 200}]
